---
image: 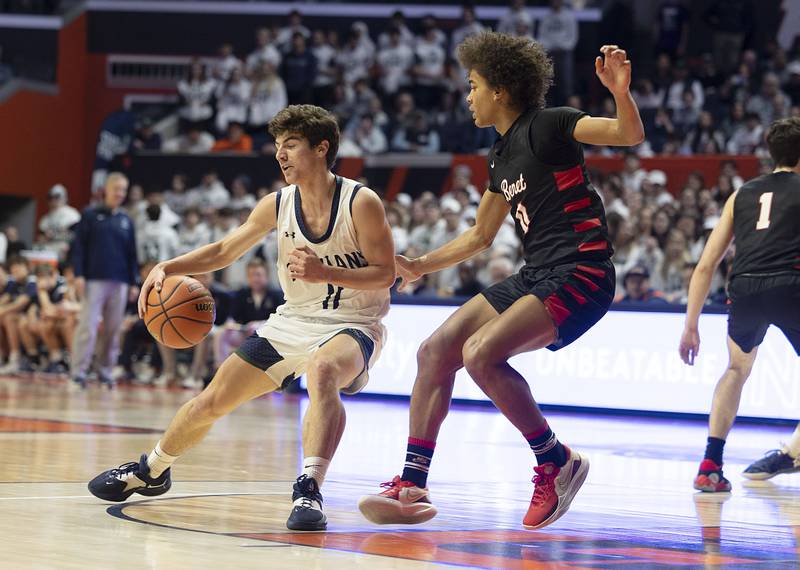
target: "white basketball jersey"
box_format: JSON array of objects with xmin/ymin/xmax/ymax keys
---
[{"xmin": 274, "ymin": 176, "xmax": 390, "ymax": 326}]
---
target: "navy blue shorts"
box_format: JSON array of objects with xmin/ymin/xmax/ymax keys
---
[{"xmin": 481, "ymin": 259, "xmax": 616, "ymax": 351}]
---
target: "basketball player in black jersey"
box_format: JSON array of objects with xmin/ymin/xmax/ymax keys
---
[
  {"xmin": 359, "ymin": 32, "xmax": 644, "ymax": 530},
  {"xmin": 681, "ymin": 117, "xmax": 800, "ymax": 493}
]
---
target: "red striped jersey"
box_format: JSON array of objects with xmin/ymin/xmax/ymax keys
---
[{"xmin": 486, "ymin": 106, "xmax": 613, "ymax": 268}]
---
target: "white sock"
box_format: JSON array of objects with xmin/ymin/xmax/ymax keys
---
[
  {"xmin": 147, "ymin": 441, "xmax": 179, "ymax": 478},
  {"xmin": 302, "ymin": 456, "xmax": 331, "ymax": 487},
  {"xmin": 785, "ymin": 424, "xmax": 800, "ymax": 459}
]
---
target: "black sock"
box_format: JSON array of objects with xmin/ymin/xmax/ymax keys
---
[
  {"xmin": 400, "ymin": 438, "xmax": 435, "ymax": 488},
  {"xmin": 704, "ymin": 437, "xmax": 726, "ymax": 466},
  {"xmin": 526, "ymin": 425, "xmax": 567, "ymax": 467}
]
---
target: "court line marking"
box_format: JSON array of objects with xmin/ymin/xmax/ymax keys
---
[{"xmin": 0, "ymin": 491, "xmax": 289, "ymax": 501}]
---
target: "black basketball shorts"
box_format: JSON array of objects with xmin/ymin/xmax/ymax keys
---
[
  {"xmin": 481, "ymin": 259, "xmax": 616, "ymax": 351},
  {"xmin": 727, "ymin": 273, "xmax": 800, "ymax": 354}
]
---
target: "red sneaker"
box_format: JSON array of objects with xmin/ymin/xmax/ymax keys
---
[
  {"xmin": 523, "ymin": 446, "xmax": 589, "ymax": 530},
  {"xmin": 358, "ymin": 475, "xmax": 437, "ymax": 524},
  {"xmin": 694, "ymin": 459, "xmax": 732, "ymax": 492}
]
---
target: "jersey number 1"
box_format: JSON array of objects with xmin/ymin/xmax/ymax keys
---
[{"xmin": 755, "ymin": 192, "xmax": 773, "ymax": 230}]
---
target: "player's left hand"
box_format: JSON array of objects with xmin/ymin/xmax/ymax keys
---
[
  {"xmin": 679, "ymin": 327, "xmax": 700, "ymax": 365},
  {"xmin": 288, "ymin": 245, "xmax": 327, "ymax": 283},
  {"xmin": 595, "ymin": 45, "xmax": 631, "ymax": 95}
]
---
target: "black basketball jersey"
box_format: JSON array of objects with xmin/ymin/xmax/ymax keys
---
[
  {"xmin": 487, "ymin": 107, "xmax": 613, "ymax": 268},
  {"xmin": 730, "ymin": 171, "xmax": 800, "ymax": 279}
]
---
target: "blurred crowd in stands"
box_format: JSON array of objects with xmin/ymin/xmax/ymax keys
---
[{"xmin": 1, "ymin": 0, "xmax": 797, "ymax": 386}]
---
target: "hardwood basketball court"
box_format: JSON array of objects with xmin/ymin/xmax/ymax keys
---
[{"xmin": 2, "ymin": 375, "xmax": 799, "ymax": 569}]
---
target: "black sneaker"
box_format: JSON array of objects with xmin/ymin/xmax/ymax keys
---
[
  {"xmin": 286, "ymin": 475, "xmax": 327, "ymax": 531},
  {"xmin": 99, "ymin": 374, "xmax": 115, "ymax": 390},
  {"xmin": 742, "ymin": 449, "xmax": 800, "ymax": 480},
  {"xmin": 43, "ymin": 361, "xmax": 68, "ymax": 375},
  {"xmin": 88, "ymin": 454, "xmax": 171, "ymax": 502}
]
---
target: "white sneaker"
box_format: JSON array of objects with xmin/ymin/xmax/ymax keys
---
[
  {"xmin": 152, "ymin": 374, "xmax": 171, "ymax": 388},
  {"xmin": 181, "ymin": 376, "xmax": 201, "ymax": 389},
  {"xmin": 0, "ymin": 358, "xmax": 20, "ymax": 375},
  {"xmin": 358, "ymin": 475, "xmax": 437, "ymax": 524}
]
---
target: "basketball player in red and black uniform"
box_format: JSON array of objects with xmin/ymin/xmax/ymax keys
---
[
  {"xmin": 359, "ymin": 32, "xmax": 644, "ymax": 530},
  {"xmin": 680, "ymin": 117, "xmax": 800, "ymax": 492}
]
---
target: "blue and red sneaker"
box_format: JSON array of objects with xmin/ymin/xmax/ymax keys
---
[{"xmin": 694, "ymin": 459, "xmax": 732, "ymax": 492}]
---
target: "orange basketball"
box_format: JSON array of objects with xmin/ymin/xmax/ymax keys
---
[{"xmin": 143, "ymin": 275, "xmax": 215, "ymax": 349}]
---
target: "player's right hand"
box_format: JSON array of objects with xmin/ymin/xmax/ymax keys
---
[
  {"xmin": 395, "ymin": 255, "xmax": 423, "ymax": 292},
  {"xmin": 679, "ymin": 327, "xmax": 700, "ymax": 365},
  {"xmin": 138, "ymin": 264, "xmax": 166, "ymax": 319}
]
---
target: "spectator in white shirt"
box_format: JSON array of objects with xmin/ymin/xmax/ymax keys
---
[
  {"xmin": 310, "ymin": 29, "xmax": 337, "ymax": 106},
  {"xmin": 162, "ymin": 126, "xmax": 215, "ymax": 154},
  {"xmin": 664, "ymin": 61, "xmax": 704, "ymax": 112},
  {"xmin": 349, "ymin": 114, "xmax": 388, "ymax": 155},
  {"xmin": 215, "ymin": 67, "xmax": 252, "ymax": 133},
  {"xmin": 248, "ymin": 62, "xmax": 287, "ymax": 132},
  {"xmin": 187, "ymin": 171, "xmax": 230, "ymax": 213},
  {"xmin": 378, "ymin": 10, "xmax": 415, "ymax": 49},
  {"xmin": 419, "ymin": 15, "xmax": 448, "ymax": 49},
  {"xmin": 39, "ymin": 184, "xmax": 81, "ymax": 263},
  {"xmin": 537, "ymin": 0, "xmax": 578, "ymax": 105},
  {"xmin": 246, "ymin": 27, "xmax": 281, "ymax": 76},
  {"xmin": 177, "ymin": 208, "xmax": 211, "ymax": 255},
  {"xmin": 275, "ymin": 10, "xmax": 311, "ymax": 53},
  {"xmin": 177, "ymin": 59, "xmax": 216, "ymax": 127},
  {"xmin": 451, "ymin": 5, "xmax": 486, "ymax": 57},
  {"xmin": 163, "ymin": 173, "xmax": 191, "ymax": 216},
  {"xmin": 336, "ymin": 29, "xmax": 374, "ymax": 86},
  {"xmin": 213, "ymin": 43, "xmax": 242, "ymax": 81},
  {"xmin": 376, "ymin": 27, "xmax": 415, "ymax": 98},
  {"xmin": 430, "ymin": 199, "xmax": 469, "ymax": 294},
  {"xmin": 229, "ymin": 175, "xmax": 257, "ymax": 211},
  {"xmin": 726, "ymin": 112, "xmax": 765, "ymax": 154},
  {"xmin": 497, "ymin": 0, "xmax": 532, "ymax": 35},
  {"xmin": 137, "ymin": 204, "xmax": 180, "ymax": 263},
  {"xmin": 145, "ymin": 190, "xmax": 181, "ymax": 229},
  {"xmin": 413, "ymin": 22, "xmax": 446, "ymax": 108}
]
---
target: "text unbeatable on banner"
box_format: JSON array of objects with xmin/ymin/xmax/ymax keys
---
[{"xmin": 363, "ymin": 306, "xmax": 800, "ymax": 420}]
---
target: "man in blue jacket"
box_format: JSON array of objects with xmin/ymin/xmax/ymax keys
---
[{"xmin": 70, "ymin": 172, "xmax": 139, "ymax": 388}]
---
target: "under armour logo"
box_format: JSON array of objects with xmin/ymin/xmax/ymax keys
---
[{"xmin": 284, "ymin": 231, "xmax": 295, "ymax": 239}]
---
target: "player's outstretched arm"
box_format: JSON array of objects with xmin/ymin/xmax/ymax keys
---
[
  {"xmin": 288, "ymin": 187, "xmax": 396, "ymax": 290},
  {"xmin": 572, "ymin": 45, "xmax": 645, "ymax": 147},
  {"xmin": 137, "ymin": 192, "xmax": 277, "ymax": 318},
  {"xmin": 397, "ymin": 190, "xmax": 510, "ymax": 290},
  {"xmin": 679, "ymin": 192, "xmax": 737, "ymax": 365}
]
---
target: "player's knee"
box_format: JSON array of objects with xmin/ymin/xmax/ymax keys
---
[
  {"xmin": 187, "ymin": 392, "xmax": 227, "ymax": 424},
  {"xmin": 417, "ymin": 334, "xmax": 458, "ymax": 373},
  {"xmin": 462, "ymin": 335, "xmax": 491, "ymax": 378},
  {"xmin": 305, "ymin": 358, "xmax": 342, "ymax": 393},
  {"xmin": 726, "ymin": 359, "xmax": 754, "ymax": 381}
]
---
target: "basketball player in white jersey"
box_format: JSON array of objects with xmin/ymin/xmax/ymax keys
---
[{"xmin": 87, "ymin": 105, "xmax": 396, "ymax": 531}]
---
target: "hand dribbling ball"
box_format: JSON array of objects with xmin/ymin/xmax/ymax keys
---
[{"xmin": 143, "ymin": 275, "xmax": 215, "ymax": 349}]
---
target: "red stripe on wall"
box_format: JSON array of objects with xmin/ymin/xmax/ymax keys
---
[
  {"xmin": 576, "ymin": 264, "xmax": 607, "ymax": 278},
  {"xmin": 385, "ymin": 167, "xmax": 409, "ymax": 201},
  {"xmin": 543, "ymin": 294, "xmax": 571, "ymax": 326},
  {"xmin": 577, "ymin": 241, "xmax": 609, "ymax": 253},
  {"xmin": 553, "ymin": 165, "xmax": 584, "ymax": 191},
  {"xmin": 563, "ymin": 197, "xmax": 591, "ymax": 213},
  {"xmin": 573, "ymin": 218, "xmax": 602, "ymax": 232}
]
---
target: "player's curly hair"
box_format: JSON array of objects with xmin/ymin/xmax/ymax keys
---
[
  {"xmin": 457, "ymin": 31, "xmax": 553, "ymax": 111},
  {"xmin": 268, "ymin": 104, "xmax": 340, "ymax": 169}
]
